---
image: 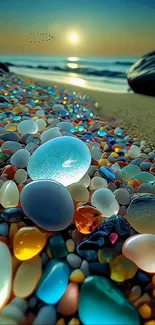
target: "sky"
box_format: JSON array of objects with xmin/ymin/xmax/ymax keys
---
[{"xmin": 0, "ymin": 0, "xmax": 155, "ymax": 57}]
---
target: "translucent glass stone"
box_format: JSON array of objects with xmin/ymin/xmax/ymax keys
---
[
  {"xmin": 0, "ymin": 242, "xmax": 12, "ymax": 309},
  {"xmin": 36, "ymin": 119, "xmax": 46, "ymax": 131},
  {"xmin": 91, "ymin": 188, "xmax": 119, "ymax": 217},
  {"xmin": 40, "ymin": 127, "xmax": 62, "ymax": 143},
  {"xmin": 17, "ymin": 120, "xmax": 38, "ymax": 135},
  {"xmin": 27, "ymin": 136, "xmax": 91, "ymax": 187},
  {"xmin": 122, "ymin": 234, "xmax": 155, "ymax": 273},
  {"xmin": 11, "ymin": 149, "xmax": 30, "ymax": 168}
]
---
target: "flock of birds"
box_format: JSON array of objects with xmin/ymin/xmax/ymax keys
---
[{"xmin": 30, "ymin": 33, "xmax": 54, "ymax": 43}]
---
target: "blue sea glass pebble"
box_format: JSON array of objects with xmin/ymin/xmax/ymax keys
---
[
  {"xmin": 100, "ymin": 166, "xmax": 115, "ymax": 182},
  {"xmin": 20, "ymin": 180, "xmax": 74, "ymax": 231},
  {"xmin": 79, "ymin": 276, "xmax": 140, "ymax": 325},
  {"xmin": 0, "ymin": 208, "xmax": 25, "ymax": 222},
  {"xmin": 11, "ymin": 149, "xmax": 30, "ymax": 168},
  {"xmin": 36, "ymin": 259, "xmax": 70, "ymax": 304},
  {"xmin": 18, "ymin": 120, "xmax": 38, "ymax": 134},
  {"xmin": 1, "ymin": 141, "xmax": 22, "ymax": 153},
  {"xmin": 0, "ymin": 132, "xmax": 20, "ymax": 142},
  {"xmin": 27, "ymin": 136, "xmax": 91, "ymax": 186}
]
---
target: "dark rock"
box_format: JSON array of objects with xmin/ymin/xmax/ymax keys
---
[
  {"xmin": 127, "ymin": 51, "xmax": 155, "ymax": 97},
  {"xmin": 0, "ymin": 62, "xmax": 9, "ymax": 74},
  {"xmin": 0, "ymin": 96, "xmax": 10, "ymax": 104}
]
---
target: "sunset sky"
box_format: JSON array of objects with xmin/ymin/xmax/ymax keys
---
[{"xmin": 0, "ymin": 0, "xmax": 155, "ymax": 57}]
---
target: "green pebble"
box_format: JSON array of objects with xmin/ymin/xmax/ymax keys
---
[
  {"xmin": 79, "ymin": 276, "xmax": 140, "ymax": 325},
  {"xmin": 47, "ymin": 233, "xmax": 68, "ymax": 258}
]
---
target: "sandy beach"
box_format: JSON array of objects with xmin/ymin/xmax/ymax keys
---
[{"xmin": 21, "ymin": 75, "xmax": 155, "ymax": 148}]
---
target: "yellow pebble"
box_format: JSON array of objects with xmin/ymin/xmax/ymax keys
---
[
  {"xmin": 56, "ymin": 318, "xmax": 65, "ymax": 325},
  {"xmin": 12, "ymin": 107, "xmax": 22, "ymax": 114},
  {"xmin": 144, "ymin": 321, "xmax": 155, "ymax": 325},
  {"xmin": 110, "ymin": 152, "xmax": 119, "ymax": 158},
  {"xmin": 68, "ymin": 318, "xmax": 80, "ymax": 325},
  {"xmin": 13, "ymin": 227, "xmax": 46, "ymax": 261},
  {"xmin": 110, "ymin": 254, "xmax": 138, "ymax": 282},
  {"xmin": 69, "ymin": 269, "xmax": 85, "ymax": 283},
  {"xmin": 139, "ymin": 304, "xmax": 152, "ymax": 319},
  {"xmin": 98, "ymin": 159, "xmax": 110, "ymax": 167},
  {"xmin": 152, "ymin": 275, "xmax": 155, "ymax": 286}
]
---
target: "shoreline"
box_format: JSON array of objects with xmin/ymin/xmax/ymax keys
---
[{"xmin": 20, "ymin": 75, "xmax": 155, "ymax": 148}]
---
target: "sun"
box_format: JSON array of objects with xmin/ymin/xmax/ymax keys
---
[{"xmin": 69, "ymin": 33, "xmax": 79, "ymax": 43}]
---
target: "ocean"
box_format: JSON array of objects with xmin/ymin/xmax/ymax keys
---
[{"xmin": 0, "ymin": 55, "xmax": 137, "ymax": 93}]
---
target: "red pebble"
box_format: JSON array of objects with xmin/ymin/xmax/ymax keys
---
[{"xmin": 1, "ymin": 165, "xmax": 17, "ymax": 179}]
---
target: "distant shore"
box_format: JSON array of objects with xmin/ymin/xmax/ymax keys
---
[{"xmin": 20, "ymin": 75, "xmax": 155, "ymax": 148}]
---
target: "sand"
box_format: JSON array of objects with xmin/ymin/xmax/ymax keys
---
[{"xmin": 20, "ymin": 75, "xmax": 155, "ymax": 148}]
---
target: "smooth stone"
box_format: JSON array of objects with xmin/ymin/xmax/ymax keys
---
[
  {"xmin": 47, "ymin": 233, "xmax": 68, "ymax": 258},
  {"xmin": 100, "ymin": 166, "xmax": 115, "ymax": 182},
  {"xmin": 57, "ymin": 282, "xmax": 79, "ymax": 316},
  {"xmin": 0, "ymin": 208, "xmax": 25, "ymax": 222},
  {"xmin": 13, "ymin": 256, "xmax": 42, "ymax": 298},
  {"xmin": 11, "ymin": 149, "xmax": 30, "ymax": 168},
  {"xmin": 122, "ymin": 234, "xmax": 155, "ymax": 273},
  {"xmin": 0, "ymin": 132, "xmax": 20, "ymax": 142},
  {"xmin": 36, "ymin": 259, "xmax": 70, "ymax": 304},
  {"xmin": 127, "ymin": 50, "xmax": 155, "ymax": 96},
  {"xmin": 27, "ymin": 136, "xmax": 91, "ymax": 187},
  {"xmin": 110, "ymin": 254, "xmax": 138, "ymax": 282},
  {"xmin": 128, "ymin": 145, "xmax": 141, "ymax": 158},
  {"xmin": 138, "ymin": 183, "xmax": 155, "ymax": 194},
  {"xmin": 36, "ymin": 119, "xmax": 46, "ymax": 131},
  {"xmin": 18, "ymin": 120, "xmax": 38, "ymax": 134},
  {"xmin": 78, "ymin": 173, "xmax": 90, "ymax": 188},
  {"xmin": 114, "ymin": 189, "xmax": 130, "ymax": 205},
  {"xmin": 79, "ymin": 276, "xmax": 140, "ymax": 325},
  {"xmin": 13, "ymin": 227, "xmax": 46, "ymax": 261},
  {"xmin": 68, "ymin": 183, "xmax": 89, "ymax": 203},
  {"xmin": 67, "ymin": 254, "xmax": 82, "ymax": 269},
  {"xmin": 91, "ymin": 176, "xmax": 108, "ymax": 190},
  {"xmin": 126, "ymin": 193, "xmax": 155, "ymax": 233},
  {"xmin": 0, "ymin": 222, "xmax": 9, "ymax": 236},
  {"xmin": 1, "ymin": 305, "xmax": 25, "ymax": 323},
  {"xmin": 91, "ymin": 188, "xmax": 119, "ymax": 217},
  {"xmin": 1, "ymin": 141, "xmax": 22, "ymax": 153},
  {"xmin": 11, "ymin": 298, "xmax": 28, "ymax": 312},
  {"xmin": 131, "ymin": 158, "xmax": 145, "ymax": 166},
  {"xmin": 140, "ymin": 162, "xmax": 152, "ymax": 171},
  {"xmin": 80, "ymin": 260, "xmax": 90, "ymax": 277},
  {"xmin": 70, "ymin": 269, "xmax": 85, "ymax": 283},
  {"xmin": 33, "ymin": 305, "xmax": 56, "ymax": 325},
  {"xmin": 122, "ymin": 165, "xmax": 141, "ymax": 182},
  {"xmin": 133, "ymin": 171, "xmax": 155, "ymax": 183},
  {"xmin": 57, "ymin": 121, "xmax": 74, "ymax": 131},
  {"xmin": 20, "ymin": 180, "xmax": 74, "ymax": 231},
  {"xmin": 14, "ymin": 169, "xmax": 27, "ymax": 184},
  {"xmin": 0, "ymin": 242, "xmax": 12, "ymax": 309},
  {"xmin": 0, "ymin": 180, "xmax": 19, "ymax": 208},
  {"xmin": 53, "ymin": 104, "xmax": 64, "ymax": 112},
  {"xmin": 66, "ymin": 239, "xmax": 75, "ymax": 253},
  {"xmin": 0, "ymin": 316, "xmax": 17, "ymax": 325},
  {"xmin": 40, "ymin": 127, "xmax": 62, "ymax": 143}
]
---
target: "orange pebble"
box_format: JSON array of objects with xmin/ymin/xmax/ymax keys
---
[
  {"xmin": 9, "ymin": 223, "xmax": 18, "ymax": 250},
  {"xmin": 139, "ymin": 304, "xmax": 152, "ymax": 319},
  {"xmin": 0, "ymin": 139, "xmax": 4, "ymax": 146},
  {"xmin": 74, "ymin": 206, "xmax": 101, "ymax": 234},
  {"xmin": 56, "ymin": 319, "xmax": 66, "ymax": 325},
  {"xmin": 18, "ymin": 184, "xmax": 24, "ymax": 192}
]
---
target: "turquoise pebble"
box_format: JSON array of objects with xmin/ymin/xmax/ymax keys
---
[
  {"xmin": 11, "ymin": 149, "xmax": 30, "ymax": 168},
  {"xmin": 79, "ymin": 276, "xmax": 140, "ymax": 325},
  {"xmin": 0, "ymin": 222, "xmax": 9, "ymax": 236},
  {"xmin": 33, "ymin": 305, "xmax": 57, "ymax": 325},
  {"xmin": 20, "ymin": 180, "xmax": 74, "ymax": 231},
  {"xmin": 36, "ymin": 259, "xmax": 70, "ymax": 304},
  {"xmin": 133, "ymin": 171, "xmax": 155, "ymax": 183},
  {"xmin": 131, "ymin": 158, "xmax": 145, "ymax": 166},
  {"xmin": 1, "ymin": 141, "xmax": 22, "ymax": 153},
  {"xmin": 47, "ymin": 233, "xmax": 68, "ymax": 258},
  {"xmin": 27, "ymin": 136, "xmax": 91, "ymax": 187}
]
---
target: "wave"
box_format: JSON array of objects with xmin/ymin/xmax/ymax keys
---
[{"xmin": 5, "ymin": 62, "xmax": 127, "ymax": 78}]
